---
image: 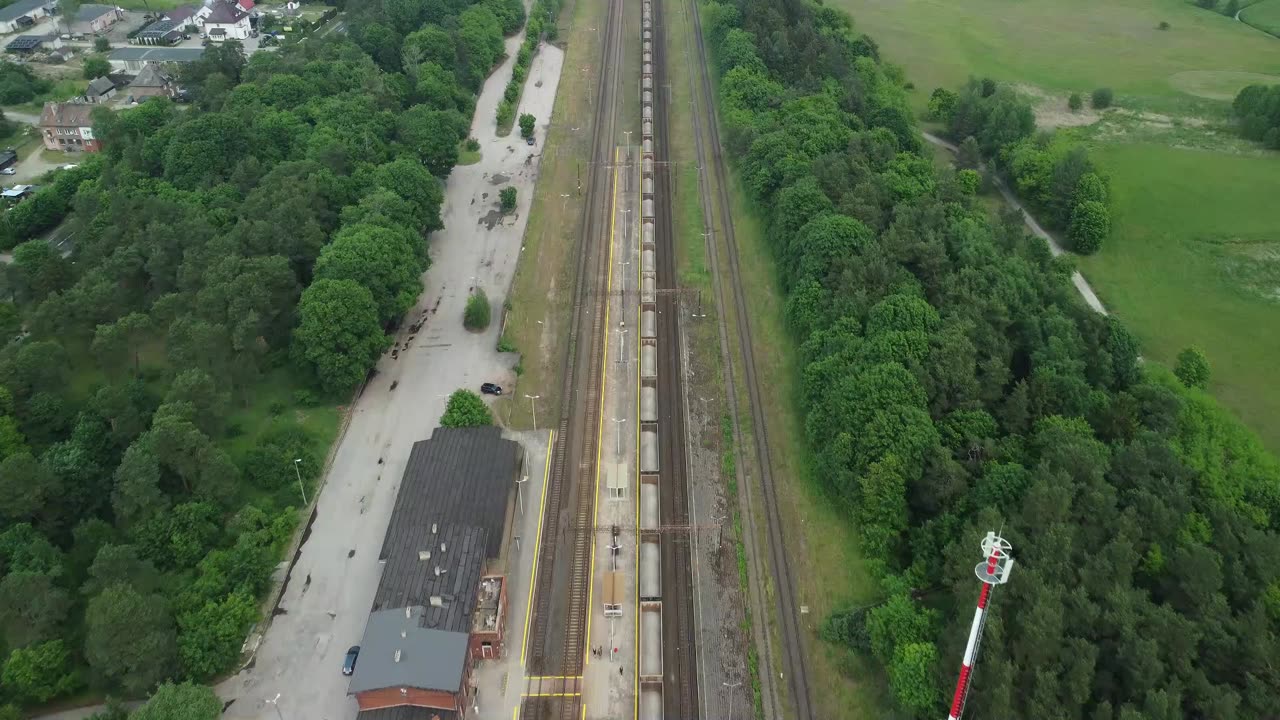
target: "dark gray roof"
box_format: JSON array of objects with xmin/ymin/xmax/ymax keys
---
[
  {"xmin": 137, "ymin": 18, "xmax": 180, "ymax": 36},
  {"xmin": 129, "ymin": 64, "xmax": 171, "ymax": 88},
  {"xmin": 85, "ymin": 75, "xmax": 114, "ymax": 95},
  {"xmin": 5, "ymin": 35, "xmax": 42, "ymax": 50},
  {"xmin": 75, "ymin": 3, "xmax": 114, "ymax": 21},
  {"xmin": 358, "ymin": 708, "xmax": 457, "ymax": 720},
  {"xmin": 0, "ymin": 0, "xmax": 48, "ymax": 23},
  {"xmin": 108, "ymin": 46, "xmax": 205, "ymax": 62},
  {"xmin": 204, "ymin": 0, "xmax": 246, "ymax": 24},
  {"xmin": 347, "ymin": 608, "xmax": 469, "ymax": 694}
]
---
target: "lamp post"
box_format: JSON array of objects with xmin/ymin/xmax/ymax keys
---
[
  {"xmin": 616, "ymin": 327, "xmax": 627, "ymax": 366},
  {"xmin": 516, "ymin": 475, "xmax": 529, "ymax": 516},
  {"xmin": 267, "ymin": 693, "xmax": 285, "ymax": 720},
  {"xmin": 292, "ymin": 459, "xmax": 307, "ymax": 506},
  {"xmin": 524, "ymin": 393, "xmax": 542, "ymax": 432},
  {"xmin": 723, "ymin": 681, "xmax": 743, "ymax": 720},
  {"xmin": 612, "ymin": 417, "xmax": 626, "ymax": 455}
]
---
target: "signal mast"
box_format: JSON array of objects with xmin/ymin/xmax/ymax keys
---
[{"xmin": 945, "ymin": 531, "xmax": 1014, "ymax": 720}]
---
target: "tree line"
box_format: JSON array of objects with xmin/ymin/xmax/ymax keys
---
[
  {"xmin": 931, "ymin": 79, "xmax": 1112, "ymax": 255},
  {"xmin": 1233, "ymin": 83, "xmax": 1280, "ymax": 150},
  {"xmin": 0, "ymin": 0, "xmax": 513, "ymax": 710},
  {"xmin": 702, "ymin": 0, "xmax": 1280, "ymax": 717},
  {"xmin": 496, "ymin": 0, "xmax": 560, "ymax": 129}
]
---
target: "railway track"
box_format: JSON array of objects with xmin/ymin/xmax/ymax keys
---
[
  {"xmin": 681, "ymin": 0, "xmax": 816, "ymax": 716},
  {"xmin": 649, "ymin": 0, "xmax": 701, "ymax": 714},
  {"xmin": 521, "ymin": 0, "xmax": 625, "ymax": 716}
]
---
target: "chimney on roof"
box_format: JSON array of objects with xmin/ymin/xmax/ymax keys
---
[
  {"xmin": 440, "ymin": 541, "xmax": 446, "ymax": 552},
  {"xmin": 394, "ymin": 649, "xmax": 401, "ymax": 663},
  {"xmin": 429, "ymin": 595, "xmax": 443, "ymax": 607},
  {"xmin": 405, "ymin": 607, "xmax": 411, "ymax": 619},
  {"xmin": 401, "ymin": 630, "xmax": 407, "ymax": 638},
  {"xmin": 432, "ymin": 522, "xmax": 438, "ymax": 534},
  {"xmin": 419, "ymin": 550, "xmax": 431, "ymax": 561}
]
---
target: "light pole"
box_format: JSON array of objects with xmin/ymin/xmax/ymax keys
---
[
  {"xmin": 292, "ymin": 459, "xmax": 308, "ymax": 506},
  {"xmin": 612, "ymin": 417, "xmax": 626, "ymax": 455},
  {"xmin": 711, "ymin": 513, "xmax": 727, "ymax": 550},
  {"xmin": 267, "ymin": 693, "xmax": 285, "ymax": 720},
  {"xmin": 516, "ymin": 475, "xmax": 529, "ymax": 516},
  {"xmin": 616, "ymin": 327, "xmax": 627, "ymax": 366},
  {"xmin": 723, "ymin": 681, "xmax": 743, "ymax": 720},
  {"xmin": 524, "ymin": 393, "xmax": 541, "ymax": 432},
  {"xmin": 622, "ymin": 130, "xmax": 632, "ymax": 147}
]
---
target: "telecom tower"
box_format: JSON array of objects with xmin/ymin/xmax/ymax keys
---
[{"xmin": 946, "ymin": 531, "xmax": 1014, "ymax": 720}]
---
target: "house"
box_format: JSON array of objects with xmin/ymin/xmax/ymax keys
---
[
  {"xmin": 39, "ymin": 102, "xmax": 100, "ymax": 152},
  {"xmin": 0, "ymin": 0, "xmax": 53, "ymax": 35},
  {"xmin": 200, "ymin": 0, "xmax": 250, "ymax": 41},
  {"xmin": 126, "ymin": 63, "xmax": 176, "ymax": 99},
  {"xmin": 72, "ymin": 4, "xmax": 123, "ymax": 34},
  {"xmin": 4, "ymin": 34, "xmax": 43, "ymax": 53},
  {"xmin": 347, "ymin": 427, "xmax": 523, "ymax": 717},
  {"xmin": 134, "ymin": 18, "xmax": 184, "ymax": 46},
  {"xmin": 84, "ymin": 75, "xmax": 115, "ymax": 103},
  {"xmin": 107, "ymin": 46, "xmax": 204, "ymax": 72},
  {"xmin": 0, "ymin": 149, "xmax": 16, "ymax": 172},
  {"xmin": 2, "ymin": 184, "xmax": 39, "ymax": 200},
  {"xmin": 162, "ymin": 5, "xmax": 198, "ymax": 28}
]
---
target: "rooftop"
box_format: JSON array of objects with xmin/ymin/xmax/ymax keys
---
[
  {"xmin": 204, "ymin": 0, "xmax": 247, "ymax": 24},
  {"xmin": 5, "ymin": 34, "xmax": 42, "ymax": 50},
  {"xmin": 137, "ymin": 18, "xmax": 181, "ymax": 36},
  {"xmin": 357, "ymin": 708, "xmax": 457, "ymax": 720},
  {"xmin": 85, "ymin": 75, "xmax": 114, "ymax": 95},
  {"xmin": 39, "ymin": 101, "xmax": 94, "ymax": 128},
  {"xmin": 129, "ymin": 63, "xmax": 172, "ymax": 88},
  {"xmin": 75, "ymin": 3, "xmax": 115, "ymax": 21},
  {"xmin": 0, "ymin": 0, "xmax": 49, "ymax": 24},
  {"xmin": 108, "ymin": 46, "xmax": 206, "ymax": 62},
  {"xmin": 347, "ymin": 608, "xmax": 470, "ymax": 694},
  {"xmin": 164, "ymin": 5, "xmax": 196, "ymax": 22}
]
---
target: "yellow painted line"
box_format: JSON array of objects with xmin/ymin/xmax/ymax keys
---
[
  {"xmin": 513, "ymin": 706, "xmax": 519, "ymax": 720},
  {"xmin": 521, "ymin": 429, "xmax": 556, "ymax": 667},
  {"xmin": 521, "ymin": 692, "xmax": 583, "ymax": 698},
  {"xmin": 634, "ymin": 148, "xmax": 642, "ymax": 720},
  {"xmin": 586, "ymin": 144, "xmax": 620, "ymax": 670},
  {"xmin": 524, "ymin": 675, "xmax": 582, "ymax": 680},
  {"xmin": 582, "ymin": 704, "xmax": 587, "ymax": 720}
]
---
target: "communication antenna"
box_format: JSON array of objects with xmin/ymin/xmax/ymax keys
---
[{"xmin": 946, "ymin": 531, "xmax": 1014, "ymax": 720}]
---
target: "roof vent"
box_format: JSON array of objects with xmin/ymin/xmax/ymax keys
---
[
  {"xmin": 401, "ymin": 630, "xmax": 407, "ymax": 638},
  {"xmin": 429, "ymin": 595, "xmax": 444, "ymax": 607},
  {"xmin": 394, "ymin": 649, "xmax": 402, "ymax": 663},
  {"xmin": 434, "ymin": 566, "xmax": 448, "ymax": 577},
  {"xmin": 432, "ymin": 522, "xmax": 438, "ymax": 534},
  {"xmin": 405, "ymin": 607, "xmax": 412, "ymax": 619},
  {"xmin": 418, "ymin": 550, "xmax": 431, "ymax": 561},
  {"xmin": 440, "ymin": 542, "xmax": 447, "ymax": 552}
]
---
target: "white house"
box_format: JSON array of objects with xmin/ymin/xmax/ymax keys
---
[
  {"xmin": 0, "ymin": 0, "xmax": 53, "ymax": 34},
  {"xmin": 198, "ymin": 0, "xmax": 250, "ymax": 40}
]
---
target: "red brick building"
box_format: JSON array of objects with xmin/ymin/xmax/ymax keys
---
[
  {"xmin": 39, "ymin": 102, "xmax": 100, "ymax": 152},
  {"xmin": 347, "ymin": 427, "xmax": 523, "ymax": 720}
]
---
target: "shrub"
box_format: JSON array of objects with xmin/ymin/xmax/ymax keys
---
[
  {"xmin": 955, "ymin": 169, "xmax": 979, "ymax": 195},
  {"xmin": 496, "ymin": 100, "xmax": 515, "ymax": 127},
  {"xmin": 465, "ymin": 138, "xmax": 480, "ymax": 152},
  {"xmin": 927, "ymin": 87, "xmax": 959, "ymax": 122},
  {"xmin": 1068, "ymin": 93, "xmax": 1082, "ymax": 111},
  {"xmin": 1067, "ymin": 200, "xmax": 1109, "ymax": 254},
  {"xmin": 94, "ymin": 37, "xmax": 111, "ymax": 51},
  {"xmin": 1091, "ymin": 87, "xmax": 1114, "ymax": 109},
  {"xmin": 440, "ymin": 389, "xmax": 493, "ymax": 427},
  {"xmin": 1174, "ymin": 346, "xmax": 1211, "ymax": 389},
  {"xmin": 464, "ymin": 289, "xmax": 491, "ymax": 330},
  {"xmin": 500, "ymin": 186, "xmax": 517, "ymax": 212},
  {"xmin": 1158, "ymin": 20, "xmax": 1170, "ymax": 30},
  {"xmin": 518, "ymin": 112, "xmax": 536, "ymax": 138},
  {"xmin": 83, "ymin": 56, "xmax": 111, "ymax": 80}
]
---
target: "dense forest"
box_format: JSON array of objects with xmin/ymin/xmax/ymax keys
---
[
  {"xmin": 0, "ymin": 0, "xmax": 532, "ymax": 710},
  {"xmin": 700, "ymin": 0, "xmax": 1280, "ymax": 717},
  {"xmin": 1233, "ymin": 83, "xmax": 1280, "ymax": 150}
]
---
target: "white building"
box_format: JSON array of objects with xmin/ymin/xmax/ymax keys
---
[
  {"xmin": 0, "ymin": 0, "xmax": 53, "ymax": 35},
  {"xmin": 196, "ymin": 0, "xmax": 251, "ymax": 40}
]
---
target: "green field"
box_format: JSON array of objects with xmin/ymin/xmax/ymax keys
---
[
  {"xmin": 1243, "ymin": 0, "xmax": 1280, "ymax": 36},
  {"xmin": 833, "ymin": 0, "xmax": 1280, "ymax": 113},
  {"xmin": 1076, "ymin": 144, "xmax": 1280, "ymax": 452}
]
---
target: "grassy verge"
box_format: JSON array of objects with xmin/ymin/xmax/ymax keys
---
[
  {"xmin": 457, "ymin": 139, "xmax": 481, "ymax": 165},
  {"xmin": 829, "ymin": 0, "xmax": 1280, "ymax": 116},
  {"xmin": 497, "ymin": 0, "xmax": 605, "ymax": 428},
  {"xmin": 1242, "ymin": 0, "xmax": 1280, "ymax": 36},
  {"xmin": 1076, "ymin": 142, "xmax": 1280, "ymax": 454}
]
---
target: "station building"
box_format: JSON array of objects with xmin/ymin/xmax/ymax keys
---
[{"xmin": 348, "ymin": 427, "xmax": 524, "ymax": 720}]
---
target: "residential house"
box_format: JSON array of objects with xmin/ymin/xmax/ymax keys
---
[
  {"xmin": 84, "ymin": 75, "xmax": 115, "ymax": 103},
  {"xmin": 4, "ymin": 33, "xmax": 44, "ymax": 53},
  {"xmin": 0, "ymin": 149, "xmax": 16, "ymax": 172},
  {"xmin": 200, "ymin": 0, "xmax": 250, "ymax": 41},
  {"xmin": 39, "ymin": 102, "xmax": 100, "ymax": 152},
  {"xmin": 0, "ymin": 0, "xmax": 53, "ymax": 35},
  {"xmin": 134, "ymin": 18, "xmax": 184, "ymax": 45},
  {"xmin": 72, "ymin": 4, "xmax": 123, "ymax": 34},
  {"xmin": 107, "ymin": 46, "xmax": 203, "ymax": 72},
  {"xmin": 162, "ymin": 5, "xmax": 198, "ymax": 28},
  {"xmin": 126, "ymin": 63, "xmax": 177, "ymax": 99}
]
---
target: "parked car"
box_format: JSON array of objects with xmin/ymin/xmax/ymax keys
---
[
  {"xmin": 480, "ymin": 383, "xmax": 503, "ymax": 396},
  {"xmin": 342, "ymin": 646, "xmax": 360, "ymax": 676},
  {"xmin": 526, "ymin": 135, "xmax": 535, "ymax": 145},
  {"xmin": 0, "ymin": 169, "xmax": 14, "ymax": 176}
]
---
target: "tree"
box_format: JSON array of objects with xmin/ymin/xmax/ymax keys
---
[
  {"xmin": 0, "ymin": 572, "xmax": 70, "ymax": 649},
  {"xmin": 1174, "ymin": 346, "xmax": 1211, "ymax": 389},
  {"xmin": 1091, "ymin": 87, "xmax": 1114, "ymax": 109},
  {"xmin": 130, "ymin": 682, "xmax": 221, "ymax": 720},
  {"xmin": 293, "ymin": 279, "xmax": 389, "ymax": 394},
  {"xmin": 889, "ymin": 642, "xmax": 940, "ymax": 716},
  {"xmin": 373, "ymin": 156, "xmax": 445, "ymax": 232},
  {"xmin": 396, "ymin": 105, "xmax": 464, "ymax": 176},
  {"xmin": 9, "ymin": 240, "xmax": 72, "ymax": 305},
  {"xmin": 955, "ymin": 136, "xmax": 982, "ymax": 170},
  {"xmin": 1, "ymin": 639, "xmax": 79, "ymax": 703},
  {"xmin": 463, "ymin": 288, "xmax": 491, "ymax": 330},
  {"xmin": 94, "ymin": 36, "xmax": 110, "ymax": 52},
  {"xmin": 518, "ymin": 112, "xmax": 536, "ymax": 139},
  {"xmin": 92, "ymin": 312, "xmax": 152, "ymax": 375},
  {"xmin": 1068, "ymin": 92, "xmax": 1083, "ymax": 111},
  {"xmin": 0, "ymin": 452, "xmax": 59, "ymax": 525},
  {"xmin": 1196, "ymin": 0, "xmax": 1217, "ymax": 7},
  {"xmin": 1067, "ymin": 200, "xmax": 1109, "ymax": 254},
  {"xmin": 83, "ymin": 544, "xmax": 162, "ymax": 597},
  {"xmin": 1224, "ymin": 0, "xmax": 1239, "ymax": 15},
  {"xmin": 60, "ymin": 0, "xmax": 80, "ymax": 32},
  {"xmin": 85, "ymin": 583, "xmax": 178, "ymax": 695},
  {"xmin": 500, "ymin": 186, "xmax": 517, "ymax": 212},
  {"xmin": 314, "ymin": 223, "xmax": 423, "ymax": 325},
  {"xmin": 176, "ymin": 591, "xmax": 257, "ymax": 679},
  {"xmin": 439, "ymin": 389, "xmax": 493, "ymax": 427},
  {"xmin": 928, "ymin": 87, "xmax": 959, "ymax": 122},
  {"xmin": 83, "ymin": 55, "xmax": 110, "ymax": 80}
]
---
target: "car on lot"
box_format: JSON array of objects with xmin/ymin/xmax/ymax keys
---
[
  {"xmin": 480, "ymin": 382, "xmax": 503, "ymax": 396},
  {"xmin": 526, "ymin": 135, "xmax": 535, "ymax": 145},
  {"xmin": 342, "ymin": 646, "xmax": 360, "ymax": 676},
  {"xmin": 0, "ymin": 169, "xmax": 13, "ymax": 176}
]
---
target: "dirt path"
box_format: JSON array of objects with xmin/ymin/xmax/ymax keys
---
[{"xmin": 923, "ymin": 132, "xmax": 1109, "ymax": 315}]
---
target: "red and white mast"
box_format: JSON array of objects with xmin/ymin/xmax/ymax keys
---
[{"xmin": 946, "ymin": 531, "xmax": 1014, "ymax": 720}]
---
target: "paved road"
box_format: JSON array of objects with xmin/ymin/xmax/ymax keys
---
[
  {"xmin": 923, "ymin": 131, "xmax": 1108, "ymax": 315},
  {"xmin": 4, "ymin": 110, "xmax": 40, "ymax": 125}
]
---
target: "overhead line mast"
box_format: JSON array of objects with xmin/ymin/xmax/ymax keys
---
[{"xmin": 946, "ymin": 531, "xmax": 1014, "ymax": 720}]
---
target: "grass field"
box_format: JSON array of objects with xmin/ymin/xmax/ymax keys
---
[
  {"xmin": 1242, "ymin": 0, "xmax": 1280, "ymax": 36},
  {"xmin": 832, "ymin": 0, "xmax": 1280, "ymax": 114},
  {"xmin": 1077, "ymin": 143, "xmax": 1280, "ymax": 452}
]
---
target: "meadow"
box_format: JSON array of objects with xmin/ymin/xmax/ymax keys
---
[
  {"xmin": 834, "ymin": 0, "xmax": 1280, "ymax": 115},
  {"xmin": 1242, "ymin": 0, "xmax": 1280, "ymax": 37}
]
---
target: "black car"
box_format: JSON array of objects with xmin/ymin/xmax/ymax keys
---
[
  {"xmin": 526, "ymin": 135, "xmax": 535, "ymax": 145},
  {"xmin": 342, "ymin": 646, "xmax": 360, "ymax": 676},
  {"xmin": 481, "ymin": 383, "xmax": 503, "ymax": 396}
]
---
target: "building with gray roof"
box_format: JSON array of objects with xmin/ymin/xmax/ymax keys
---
[
  {"xmin": 349, "ymin": 427, "xmax": 522, "ymax": 717},
  {"xmin": 0, "ymin": 0, "xmax": 52, "ymax": 34},
  {"xmin": 107, "ymin": 46, "xmax": 205, "ymax": 73}
]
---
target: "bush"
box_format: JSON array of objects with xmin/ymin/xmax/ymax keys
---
[
  {"xmin": 464, "ymin": 289, "xmax": 491, "ymax": 330},
  {"xmin": 1068, "ymin": 93, "xmax": 1082, "ymax": 111},
  {"xmin": 496, "ymin": 99, "xmax": 515, "ymax": 128},
  {"xmin": 439, "ymin": 389, "xmax": 493, "ymax": 427},
  {"xmin": 518, "ymin": 112, "xmax": 536, "ymax": 138},
  {"xmin": 465, "ymin": 137, "xmax": 480, "ymax": 152},
  {"xmin": 500, "ymin": 186, "xmax": 517, "ymax": 212},
  {"xmin": 82, "ymin": 55, "xmax": 111, "ymax": 80},
  {"xmin": 1175, "ymin": 346, "xmax": 1211, "ymax": 389},
  {"xmin": 94, "ymin": 36, "xmax": 111, "ymax": 51},
  {"xmin": 1158, "ymin": 20, "xmax": 1170, "ymax": 30},
  {"xmin": 1067, "ymin": 200, "xmax": 1109, "ymax": 254},
  {"xmin": 1091, "ymin": 87, "xmax": 1114, "ymax": 109}
]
